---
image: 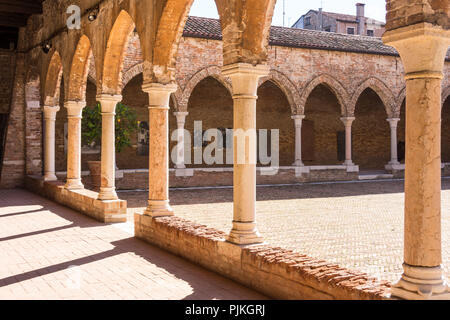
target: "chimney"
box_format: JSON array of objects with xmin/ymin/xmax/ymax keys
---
[
  {"xmin": 356, "ymin": 3, "xmax": 365, "ymax": 35},
  {"xmin": 318, "ymin": 8, "xmax": 323, "ymax": 31}
]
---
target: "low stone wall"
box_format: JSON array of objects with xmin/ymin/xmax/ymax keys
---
[
  {"xmin": 135, "ymin": 213, "xmax": 391, "ymax": 300},
  {"xmin": 25, "ymin": 176, "xmax": 127, "ymax": 223},
  {"xmin": 69, "ymin": 166, "xmax": 359, "ymax": 190}
]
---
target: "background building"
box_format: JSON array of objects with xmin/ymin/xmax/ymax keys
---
[{"xmin": 292, "ymin": 3, "xmax": 386, "ymax": 37}]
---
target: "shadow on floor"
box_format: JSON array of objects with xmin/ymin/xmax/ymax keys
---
[
  {"xmin": 122, "ymin": 179, "xmax": 450, "ymax": 207},
  {"xmin": 0, "ymin": 189, "xmax": 266, "ymax": 300}
]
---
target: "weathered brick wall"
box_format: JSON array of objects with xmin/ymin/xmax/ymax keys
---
[
  {"xmin": 0, "ymin": 50, "xmax": 15, "ymax": 114},
  {"xmin": 0, "ymin": 53, "xmax": 25, "ymax": 188}
]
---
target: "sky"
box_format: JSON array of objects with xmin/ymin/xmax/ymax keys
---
[{"xmin": 189, "ymin": 0, "xmax": 386, "ymax": 27}]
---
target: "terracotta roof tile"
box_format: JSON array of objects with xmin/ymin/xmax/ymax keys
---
[{"xmin": 183, "ymin": 16, "xmax": 450, "ymax": 59}]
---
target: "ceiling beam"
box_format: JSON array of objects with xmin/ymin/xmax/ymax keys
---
[
  {"xmin": 0, "ymin": 0, "xmax": 42, "ymax": 15},
  {"xmin": 0, "ymin": 12, "xmax": 30, "ymax": 28}
]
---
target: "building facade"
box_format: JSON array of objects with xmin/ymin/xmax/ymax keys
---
[{"xmin": 292, "ymin": 3, "xmax": 386, "ymax": 37}]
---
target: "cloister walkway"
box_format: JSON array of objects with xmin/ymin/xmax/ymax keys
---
[
  {"xmin": 123, "ymin": 178, "xmax": 450, "ymax": 284},
  {"xmin": 0, "ymin": 189, "xmax": 266, "ymax": 300}
]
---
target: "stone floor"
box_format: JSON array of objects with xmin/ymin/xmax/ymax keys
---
[
  {"xmin": 0, "ymin": 189, "xmax": 266, "ymax": 300},
  {"xmin": 123, "ymin": 178, "xmax": 450, "ymax": 284}
]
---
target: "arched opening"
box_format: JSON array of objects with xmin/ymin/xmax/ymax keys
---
[
  {"xmin": 398, "ymin": 99, "xmax": 406, "ymax": 164},
  {"xmin": 442, "ymin": 95, "xmax": 450, "ymax": 163},
  {"xmin": 353, "ymin": 88, "xmax": 390, "ymax": 170},
  {"xmin": 303, "ymin": 84, "xmax": 343, "ymax": 165},
  {"xmin": 256, "ymin": 80, "xmax": 293, "ymax": 166},
  {"xmin": 178, "ymin": 76, "xmax": 233, "ymax": 168}
]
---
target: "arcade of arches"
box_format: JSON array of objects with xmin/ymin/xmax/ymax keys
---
[{"xmin": 0, "ymin": 0, "xmax": 450, "ymax": 300}]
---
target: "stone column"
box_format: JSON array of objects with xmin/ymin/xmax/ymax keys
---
[
  {"xmin": 292, "ymin": 115, "xmax": 305, "ymax": 166},
  {"xmin": 383, "ymin": 24, "xmax": 450, "ymax": 299},
  {"xmin": 222, "ymin": 63, "xmax": 270, "ymax": 245},
  {"xmin": 340, "ymin": 117, "xmax": 355, "ymax": 166},
  {"xmin": 96, "ymin": 94, "xmax": 122, "ymax": 201},
  {"xmin": 64, "ymin": 101, "xmax": 85, "ymax": 190},
  {"xmin": 387, "ymin": 118, "xmax": 400, "ymax": 166},
  {"xmin": 142, "ymin": 83, "xmax": 177, "ymax": 217},
  {"xmin": 42, "ymin": 105, "xmax": 60, "ymax": 181},
  {"xmin": 173, "ymin": 112, "xmax": 189, "ymax": 169}
]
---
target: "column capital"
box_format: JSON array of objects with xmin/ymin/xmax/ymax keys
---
[
  {"xmin": 174, "ymin": 111, "xmax": 189, "ymax": 125},
  {"xmin": 142, "ymin": 82, "xmax": 177, "ymax": 107},
  {"xmin": 64, "ymin": 101, "xmax": 85, "ymax": 118},
  {"xmin": 340, "ymin": 116, "xmax": 355, "ymax": 126},
  {"xmin": 291, "ymin": 114, "xmax": 305, "ymax": 120},
  {"xmin": 42, "ymin": 105, "xmax": 60, "ymax": 120},
  {"xmin": 387, "ymin": 118, "xmax": 401, "ymax": 126},
  {"xmin": 222, "ymin": 63, "xmax": 270, "ymax": 96},
  {"xmin": 383, "ymin": 23, "xmax": 450, "ymax": 76},
  {"xmin": 96, "ymin": 94, "xmax": 122, "ymax": 114}
]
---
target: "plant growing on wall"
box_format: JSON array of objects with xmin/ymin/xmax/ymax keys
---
[{"xmin": 81, "ymin": 102, "xmax": 138, "ymax": 153}]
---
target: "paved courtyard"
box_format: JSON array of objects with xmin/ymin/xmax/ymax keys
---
[
  {"xmin": 0, "ymin": 189, "xmax": 266, "ymax": 300},
  {"xmin": 123, "ymin": 178, "xmax": 450, "ymax": 284}
]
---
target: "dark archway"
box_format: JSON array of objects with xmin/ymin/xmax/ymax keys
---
[
  {"xmin": 353, "ymin": 88, "xmax": 390, "ymax": 170},
  {"xmin": 303, "ymin": 84, "xmax": 343, "ymax": 165},
  {"xmin": 256, "ymin": 80, "xmax": 293, "ymax": 166}
]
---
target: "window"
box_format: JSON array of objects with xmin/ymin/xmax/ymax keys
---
[
  {"xmin": 347, "ymin": 27, "xmax": 355, "ymax": 35},
  {"xmin": 367, "ymin": 30, "xmax": 374, "ymax": 37},
  {"xmin": 305, "ymin": 16, "xmax": 311, "ymax": 26},
  {"xmin": 324, "ymin": 26, "xmax": 331, "ymax": 32}
]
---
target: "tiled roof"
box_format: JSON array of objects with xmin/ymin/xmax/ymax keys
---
[
  {"xmin": 183, "ymin": 16, "xmax": 397, "ymax": 56},
  {"xmin": 183, "ymin": 16, "xmax": 450, "ymax": 59}
]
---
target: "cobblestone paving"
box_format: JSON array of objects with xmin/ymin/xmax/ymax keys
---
[
  {"xmin": 123, "ymin": 179, "xmax": 450, "ymax": 284},
  {"xmin": 0, "ymin": 189, "xmax": 266, "ymax": 300}
]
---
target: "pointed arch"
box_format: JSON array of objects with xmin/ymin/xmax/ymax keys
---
[
  {"xmin": 442, "ymin": 86, "xmax": 450, "ymax": 106},
  {"xmin": 43, "ymin": 51, "xmax": 63, "ymax": 106},
  {"xmin": 122, "ymin": 63, "xmax": 144, "ymax": 89},
  {"xmin": 350, "ymin": 77, "xmax": 396, "ymax": 118},
  {"xmin": 299, "ymin": 74, "xmax": 349, "ymax": 116},
  {"xmin": 177, "ymin": 65, "xmax": 232, "ymax": 112},
  {"xmin": 152, "ymin": 0, "xmax": 223, "ymax": 83},
  {"xmin": 259, "ymin": 69, "xmax": 301, "ymax": 115},
  {"xmin": 67, "ymin": 35, "xmax": 93, "ymax": 102},
  {"xmin": 102, "ymin": 10, "xmax": 136, "ymax": 95}
]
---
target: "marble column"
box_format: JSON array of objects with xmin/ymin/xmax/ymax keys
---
[
  {"xmin": 173, "ymin": 112, "xmax": 189, "ymax": 169},
  {"xmin": 42, "ymin": 105, "xmax": 60, "ymax": 181},
  {"xmin": 96, "ymin": 94, "xmax": 122, "ymax": 201},
  {"xmin": 64, "ymin": 101, "xmax": 85, "ymax": 190},
  {"xmin": 222, "ymin": 63, "xmax": 270, "ymax": 245},
  {"xmin": 383, "ymin": 24, "xmax": 450, "ymax": 299},
  {"xmin": 142, "ymin": 83, "xmax": 177, "ymax": 217},
  {"xmin": 292, "ymin": 115, "xmax": 305, "ymax": 166},
  {"xmin": 340, "ymin": 117, "xmax": 355, "ymax": 166},
  {"xmin": 387, "ymin": 118, "xmax": 400, "ymax": 166}
]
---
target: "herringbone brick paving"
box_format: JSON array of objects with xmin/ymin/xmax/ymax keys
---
[
  {"xmin": 0, "ymin": 189, "xmax": 266, "ymax": 300},
  {"xmin": 124, "ymin": 178, "xmax": 450, "ymax": 284}
]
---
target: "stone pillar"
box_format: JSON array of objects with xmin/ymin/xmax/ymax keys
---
[
  {"xmin": 96, "ymin": 94, "xmax": 122, "ymax": 201},
  {"xmin": 383, "ymin": 24, "xmax": 450, "ymax": 300},
  {"xmin": 222, "ymin": 63, "xmax": 270, "ymax": 245},
  {"xmin": 64, "ymin": 101, "xmax": 85, "ymax": 190},
  {"xmin": 142, "ymin": 83, "xmax": 177, "ymax": 217},
  {"xmin": 292, "ymin": 115, "xmax": 305, "ymax": 166},
  {"xmin": 340, "ymin": 117, "xmax": 355, "ymax": 166},
  {"xmin": 387, "ymin": 118, "xmax": 400, "ymax": 166},
  {"xmin": 173, "ymin": 112, "xmax": 189, "ymax": 169},
  {"xmin": 42, "ymin": 105, "xmax": 60, "ymax": 181}
]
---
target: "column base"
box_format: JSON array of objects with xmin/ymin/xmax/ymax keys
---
[
  {"xmin": 227, "ymin": 221, "xmax": 264, "ymax": 245},
  {"xmin": 97, "ymin": 187, "xmax": 118, "ymax": 201},
  {"xmin": 43, "ymin": 173, "xmax": 58, "ymax": 181},
  {"xmin": 292, "ymin": 160, "xmax": 304, "ymax": 167},
  {"xmin": 144, "ymin": 200, "xmax": 174, "ymax": 217},
  {"xmin": 65, "ymin": 179, "xmax": 84, "ymax": 190},
  {"xmin": 343, "ymin": 160, "xmax": 355, "ymax": 166},
  {"xmin": 391, "ymin": 264, "xmax": 450, "ymax": 300}
]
